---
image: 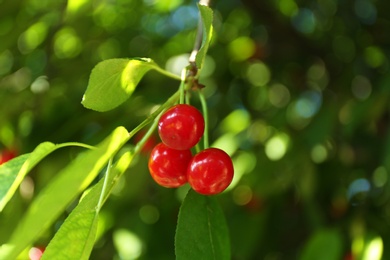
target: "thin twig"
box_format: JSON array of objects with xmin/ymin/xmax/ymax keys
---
[{"xmin": 188, "ymin": 0, "xmax": 211, "ymax": 70}]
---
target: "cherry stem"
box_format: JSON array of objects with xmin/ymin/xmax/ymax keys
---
[
  {"xmin": 179, "ymin": 68, "xmax": 187, "ymax": 104},
  {"xmin": 198, "ymin": 89, "xmax": 209, "ymax": 149},
  {"xmin": 189, "ymin": 0, "xmax": 211, "ymax": 65},
  {"xmin": 153, "ymin": 65, "xmax": 181, "ymax": 81},
  {"xmin": 55, "ymin": 142, "xmax": 96, "ymax": 150},
  {"xmin": 131, "ymin": 90, "xmax": 180, "ymax": 153},
  {"xmin": 133, "ymin": 111, "xmax": 161, "ymax": 155}
]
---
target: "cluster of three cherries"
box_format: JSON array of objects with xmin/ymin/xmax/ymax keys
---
[{"xmin": 148, "ymin": 104, "xmax": 234, "ymax": 195}]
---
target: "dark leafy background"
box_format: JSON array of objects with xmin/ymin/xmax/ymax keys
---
[{"xmin": 0, "ymin": 0, "xmax": 389, "ymax": 259}]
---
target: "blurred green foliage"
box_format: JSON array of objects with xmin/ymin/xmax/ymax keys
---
[{"xmin": 0, "ymin": 0, "xmax": 390, "ymax": 259}]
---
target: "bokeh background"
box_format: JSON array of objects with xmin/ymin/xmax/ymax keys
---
[{"xmin": 1, "ymin": 0, "xmax": 390, "ymax": 259}]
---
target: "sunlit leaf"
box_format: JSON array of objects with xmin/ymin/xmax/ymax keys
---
[
  {"xmin": 0, "ymin": 127, "xmax": 129, "ymax": 260},
  {"xmin": 41, "ymin": 152, "xmax": 133, "ymax": 260},
  {"xmin": 0, "ymin": 154, "xmax": 30, "ymax": 211},
  {"xmin": 175, "ymin": 190, "xmax": 230, "ymax": 260},
  {"xmin": 195, "ymin": 4, "xmax": 213, "ymax": 71},
  {"xmin": 0, "ymin": 142, "xmax": 58, "ymax": 212},
  {"xmin": 82, "ymin": 58, "xmax": 179, "ymax": 112},
  {"xmin": 0, "ymin": 142, "xmax": 95, "ymax": 212},
  {"xmin": 300, "ymin": 228, "xmax": 343, "ymax": 260}
]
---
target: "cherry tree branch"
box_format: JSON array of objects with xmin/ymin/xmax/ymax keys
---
[{"xmin": 188, "ymin": 0, "xmax": 211, "ymax": 72}]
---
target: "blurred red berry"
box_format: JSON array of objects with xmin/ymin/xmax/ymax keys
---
[
  {"xmin": 29, "ymin": 246, "xmax": 45, "ymax": 260},
  {"xmin": 134, "ymin": 131, "xmax": 158, "ymax": 155},
  {"xmin": 0, "ymin": 148, "xmax": 17, "ymax": 165}
]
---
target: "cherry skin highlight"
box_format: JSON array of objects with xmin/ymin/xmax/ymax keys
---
[
  {"xmin": 148, "ymin": 143, "xmax": 192, "ymax": 188},
  {"xmin": 158, "ymin": 104, "xmax": 204, "ymax": 150},
  {"xmin": 187, "ymin": 148, "xmax": 234, "ymax": 195}
]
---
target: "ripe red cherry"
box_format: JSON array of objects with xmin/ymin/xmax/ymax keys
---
[
  {"xmin": 187, "ymin": 148, "xmax": 234, "ymax": 195},
  {"xmin": 148, "ymin": 143, "xmax": 192, "ymax": 188},
  {"xmin": 158, "ymin": 104, "xmax": 204, "ymax": 150}
]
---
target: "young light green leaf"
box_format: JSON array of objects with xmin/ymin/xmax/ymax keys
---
[
  {"xmin": 195, "ymin": 4, "xmax": 213, "ymax": 71},
  {"xmin": 299, "ymin": 228, "xmax": 343, "ymax": 260},
  {"xmin": 41, "ymin": 152, "xmax": 133, "ymax": 260},
  {"xmin": 82, "ymin": 58, "xmax": 180, "ymax": 112},
  {"xmin": 175, "ymin": 190, "xmax": 230, "ymax": 260},
  {"xmin": 0, "ymin": 142, "xmax": 94, "ymax": 212},
  {"xmin": 0, "ymin": 142, "xmax": 57, "ymax": 212},
  {"xmin": 0, "ymin": 154, "xmax": 30, "ymax": 211},
  {"xmin": 1, "ymin": 127, "xmax": 129, "ymax": 260}
]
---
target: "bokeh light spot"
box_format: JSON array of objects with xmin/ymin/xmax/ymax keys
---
[
  {"xmin": 364, "ymin": 46, "xmax": 386, "ymax": 68},
  {"xmin": 94, "ymin": 4, "xmax": 127, "ymax": 31},
  {"xmin": 144, "ymin": 0, "xmax": 183, "ymax": 12},
  {"xmin": 220, "ymin": 109, "xmax": 250, "ymax": 134},
  {"xmin": 0, "ymin": 50, "xmax": 14, "ymax": 75},
  {"xmin": 248, "ymin": 121, "xmax": 272, "ymax": 143},
  {"xmin": 372, "ymin": 166, "xmax": 387, "ymax": 188},
  {"xmin": 1, "ymin": 123, "xmax": 15, "ymax": 146},
  {"xmin": 265, "ymin": 133, "xmax": 290, "ymax": 161},
  {"xmin": 67, "ymin": 0, "xmax": 89, "ymax": 15},
  {"xmin": 311, "ymin": 144, "xmax": 328, "ymax": 163},
  {"xmin": 351, "ymin": 75, "xmax": 372, "ymax": 101},
  {"xmin": 246, "ymin": 61, "xmax": 271, "ymax": 87},
  {"xmin": 31, "ymin": 76, "xmax": 50, "ymax": 94},
  {"xmin": 166, "ymin": 54, "xmax": 190, "ymax": 76},
  {"xmin": 268, "ymin": 83, "xmax": 290, "ymax": 108},
  {"xmin": 278, "ymin": 0, "xmax": 298, "ymax": 17},
  {"xmin": 307, "ymin": 60, "xmax": 329, "ymax": 90},
  {"xmin": 212, "ymin": 133, "xmax": 238, "ymax": 156},
  {"xmin": 354, "ymin": 0, "xmax": 377, "ymax": 24},
  {"xmin": 233, "ymin": 185, "xmax": 253, "ymax": 206},
  {"xmin": 18, "ymin": 110, "xmax": 34, "ymax": 137},
  {"xmin": 292, "ymin": 8, "xmax": 316, "ymax": 34},
  {"xmin": 228, "ymin": 37, "xmax": 255, "ymax": 61},
  {"xmin": 228, "ymin": 152, "xmax": 257, "ymax": 190},
  {"xmin": 171, "ymin": 5, "xmax": 198, "ymax": 30},
  {"xmin": 307, "ymin": 61, "xmax": 326, "ymax": 81},
  {"xmin": 363, "ymin": 236, "xmax": 383, "ymax": 260},
  {"xmin": 287, "ymin": 101, "xmax": 311, "ymax": 129},
  {"xmin": 339, "ymin": 100, "xmax": 354, "ymax": 125},
  {"xmin": 20, "ymin": 176, "xmax": 34, "ymax": 200},
  {"xmin": 18, "ymin": 22, "xmax": 48, "ymax": 54},
  {"xmin": 294, "ymin": 91, "xmax": 322, "ymax": 118},
  {"xmin": 113, "ymin": 229, "xmax": 143, "ymax": 259},
  {"xmin": 54, "ymin": 27, "xmax": 82, "ymax": 59},
  {"xmin": 347, "ymin": 178, "xmax": 370, "ymax": 202}
]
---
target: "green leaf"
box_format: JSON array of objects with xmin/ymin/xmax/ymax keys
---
[
  {"xmin": 175, "ymin": 190, "xmax": 230, "ymax": 260},
  {"xmin": 0, "ymin": 154, "xmax": 30, "ymax": 211},
  {"xmin": 195, "ymin": 4, "xmax": 213, "ymax": 71},
  {"xmin": 300, "ymin": 228, "xmax": 343, "ymax": 260},
  {"xmin": 82, "ymin": 58, "xmax": 180, "ymax": 112},
  {"xmin": 41, "ymin": 152, "xmax": 133, "ymax": 260},
  {"xmin": 0, "ymin": 127, "xmax": 129, "ymax": 260},
  {"xmin": 0, "ymin": 142, "xmax": 94, "ymax": 212},
  {"xmin": 0, "ymin": 142, "xmax": 58, "ymax": 212}
]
